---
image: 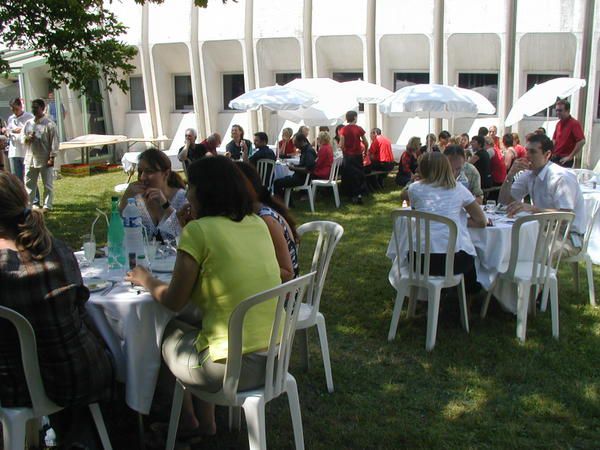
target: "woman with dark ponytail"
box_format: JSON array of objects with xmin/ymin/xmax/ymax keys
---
[
  {"xmin": 237, "ymin": 162, "xmax": 299, "ymax": 281},
  {"xmin": 0, "ymin": 172, "xmax": 114, "ymax": 448},
  {"xmin": 120, "ymin": 148, "xmax": 189, "ymax": 242}
]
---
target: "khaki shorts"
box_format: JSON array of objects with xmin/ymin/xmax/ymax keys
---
[{"xmin": 161, "ymin": 319, "xmax": 267, "ymax": 393}]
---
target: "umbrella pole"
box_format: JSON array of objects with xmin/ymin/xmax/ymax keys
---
[
  {"xmin": 428, "ymin": 112, "xmax": 431, "ymax": 151},
  {"xmin": 546, "ymin": 106, "xmax": 550, "ymax": 129}
]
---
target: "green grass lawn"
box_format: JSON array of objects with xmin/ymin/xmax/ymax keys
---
[{"xmin": 45, "ymin": 172, "xmax": 600, "ymax": 449}]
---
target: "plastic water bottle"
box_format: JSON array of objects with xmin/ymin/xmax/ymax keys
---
[
  {"xmin": 107, "ymin": 196, "xmax": 126, "ymax": 271},
  {"xmin": 122, "ymin": 198, "xmax": 145, "ymax": 269}
]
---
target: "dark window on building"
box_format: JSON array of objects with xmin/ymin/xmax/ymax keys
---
[
  {"xmin": 394, "ymin": 72, "xmax": 430, "ymax": 91},
  {"xmin": 526, "ymin": 73, "xmax": 567, "ymax": 117},
  {"xmin": 174, "ymin": 75, "xmax": 193, "ymax": 111},
  {"xmin": 276, "ymin": 72, "xmax": 301, "ymax": 85},
  {"xmin": 458, "ymin": 72, "xmax": 498, "ymax": 111},
  {"xmin": 223, "ymin": 74, "xmax": 245, "ymax": 110},
  {"xmin": 129, "ymin": 76, "xmax": 146, "ymax": 111},
  {"xmin": 333, "ymin": 71, "xmax": 364, "ymax": 111}
]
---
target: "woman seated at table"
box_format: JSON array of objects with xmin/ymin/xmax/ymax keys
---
[
  {"xmin": 126, "ymin": 156, "xmax": 281, "ymax": 437},
  {"xmin": 237, "ymin": 162, "xmax": 299, "ymax": 281},
  {"xmin": 225, "ymin": 124, "xmax": 253, "ymax": 160},
  {"xmin": 0, "ymin": 172, "xmax": 114, "ymax": 449},
  {"xmin": 273, "ymin": 133, "xmax": 317, "ymax": 198},
  {"xmin": 278, "ymin": 127, "xmax": 296, "ymax": 159},
  {"xmin": 312, "ymin": 131, "xmax": 334, "ymax": 180},
  {"xmin": 400, "ymin": 152, "xmax": 487, "ymax": 293},
  {"xmin": 120, "ymin": 148, "xmax": 187, "ymax": 243},
  {"xmin": 396, "ymin": 136, "xmax": 421, "ymax": 187}
]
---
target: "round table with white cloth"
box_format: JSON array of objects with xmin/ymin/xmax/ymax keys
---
[
  {"xmin": 79, "ymin": 253, "xmax": 199, "ymax": 414},
  {"xmin": 580, "ymin": 185, "xmax": 600, "ymax": 264}
]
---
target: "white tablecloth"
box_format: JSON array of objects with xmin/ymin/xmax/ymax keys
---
[
  {"xmin": 580, "ymin": 186, "xmax": 600, "ymax": 264},
  {"xmin": 80, "ymin": 255, "xmax": 195, "ymax": 414},
  {"xmin": 386, "ymin": 214, "xmax": 537, "ymax": 314},
  {"xmin": 122, "ymin": 149, "xmax": 183, "ymax": 173},
  {"xmin": 274, "ymin": 161, "xmax": 293, "ymax": 180}
]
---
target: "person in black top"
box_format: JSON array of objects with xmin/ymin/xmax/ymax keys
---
[
  {"xmin": 225, "ymin": 124, "xmax": 252, "ymax": 160},
  {"xmin": 273, "ymin": 133, "xmax": 317, "ymax": 199},
  {"xmin": 469, "ymin": 135, "xmax": 492, "ymax": 189},
  {"xmin": 419, "ymin": 133, "xmax": 440, "ymax": 153},
  {"xmin": 243, "ymin": 131, "xmax": 276, "ymax": 165}
]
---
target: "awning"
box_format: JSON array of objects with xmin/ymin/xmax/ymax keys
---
[{"xmin": 0, "ymin": 49, "xmax": 47, "ymax": 75}]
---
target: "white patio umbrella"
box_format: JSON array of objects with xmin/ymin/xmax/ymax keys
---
[
  {"xmin": 279, "ymin": 78, "xmax": 358, "ymax": 126},
  {"xmin": 456, "ymin": 86, "xmax": 496, "ymax": 115},
  {"xmin": 228, "ymin": 84, "xmax": 316, "ymax": 111},
  {"xmin": 505, "ymin": 77, "xmax": 586, "ymax": 127},
  {"xmin": 341, "ymin": 79, "xmax": 393, "ymax": 104},
  {"xmin": 378, "ymin": 83, "xmax": 479, "ymax": 119}
]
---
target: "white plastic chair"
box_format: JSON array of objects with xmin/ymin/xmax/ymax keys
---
[
  {"xmin": 311, "ymin": 156, "xmax": 343, "ymax": 208},
  {"xmin": 284, "ymin": 173, "xmax": 315, "ymax": 213},
  {"xmin": 560, "ymin": 202, "xmax": 600, "ymax": 307},
  {"xmin": 387, "ymin": 210, "xmax": 469, "ymax": 351},
  {"xmin": 295, "ymin": 221, "xmax": 344, "ymax": 393},
  {"xmin": 0, "ymin": 305, "xmax": 112, "ymax": 450},
  {"xmin": 165, "ymin": 272, "xmax": 316, "ymax": 450},
  {"xmin": 481, "ymin": 212, "xmax": 575, "ymax": 341},
  {"xmin": 256, "ymin": 159, "xmax": 276, "ymax": 192}
]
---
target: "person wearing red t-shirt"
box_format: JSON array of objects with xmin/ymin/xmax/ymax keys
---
[
  {"xmin": 502, "ymin": 133, "xmax": 524, "ymax": 171},
  {"xmin": 367, "ymin": 128, "xmax": 395, "ymax": 188},
  {"xmin": 484, "ymin": 135, "xmax": 506, "ymax": 200},
  {"xmin": 338, "ymin": 110, "xmax": 369, "ymax": 204},
  {"xmin": 488, "ymin": 125, "xmax": 501, "ymax": 153},
  {"xmin": 312, "ymin": 131, "xmax": 334, "ymax": 180},
  {"xmin": 277, "ymin": 127, "xmax": 296, "ymax": 158},
  {"xmin": 552, "ymin": 99, "xmax": 585, "ymax": 168}
]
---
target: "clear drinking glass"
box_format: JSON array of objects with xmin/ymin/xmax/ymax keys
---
[
  {"xmin": 145, "ymin": 238, "xmax": 158, "ymax": 270},
  {"xmin": 485, "ymin": 200, "xmax": 497, "ymax": 213},
  {"xmin": 82, "ymin": 234, "xmax": 96, "ymax": 266}
]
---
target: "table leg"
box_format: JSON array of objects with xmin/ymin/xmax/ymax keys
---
[
  {"xmin": 81, "ymin": 148, "xmax": 85, "ymax": 164},
  {"xmin": 138, "ymin": 413, "xmax": 146, "ymax": 450}
]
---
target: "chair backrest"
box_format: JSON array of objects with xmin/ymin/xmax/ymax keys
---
[
  {"xmin": 391, "ymin": 209, "xmax": 458, "ymax": 284},
  {"xmin": 581, "ymin": 200, "xmax": 600, "ymax": 254},
  {"xmin": 507, "ymin": 212, "xmax": 575, "ymax": 282},
  {"xmin": 221, "ymin": 273, "xmax": 315, "ymax": 403},
  {"xmin": 0, "ymin": 306, "xmax": 57, "ymax": 416},
  {"xmin": 256, "ymin": 159, "xmax": 276, "ymax": 190},
  {"xmin": 328, "ymin": 156, "xmax": 343, "ymax": 182},
  {"xmin": 297, "ymin": 221, "xmax": 344, "ymax": 319}
]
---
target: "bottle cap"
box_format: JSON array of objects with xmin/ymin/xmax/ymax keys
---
[
  {"xmin": 128, "ymin": 197, "xmax": 135, "ymax": 203},
  {"xmin": 111, "ymin": 196, "xmax": 118, "ymax": 201}
]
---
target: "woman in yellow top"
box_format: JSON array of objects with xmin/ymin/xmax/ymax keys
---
[{"xmin": 127, "ymin": 156, "xmax": 281, "ymax": 437}]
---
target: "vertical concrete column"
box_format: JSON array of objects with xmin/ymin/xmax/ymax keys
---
[
  {"xmin": 189, "ymin": 4, "xmax": 207, "ymax": 138},
  {"xmin": 432, "ymin": 0, "xmax": 444, "ymax": 134},
  {"xmin": 141, "ymin": 4, "xmax": 159, "ymax": 138},
  {"xmin": 501, "ymin": 0, "xmax": 517, "ymax": 134},
  {"xmin": 365, "ymin": 0, "xmax": 377, "ymax": 132},
  {"xmin": 243, "ymin": 0, "xmax": 258, "ymax": 135},
  {"xmin": 579, "ymin": 0, "xmax": 596, "ymax": 166},
  {"xmin": 303, "ymin": 0, "xmax": 313, "ymax": 78}
]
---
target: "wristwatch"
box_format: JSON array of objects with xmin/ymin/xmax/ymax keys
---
[{"xmin": 161, "ymin": 200, "xmax": 170, "ymax": 210}]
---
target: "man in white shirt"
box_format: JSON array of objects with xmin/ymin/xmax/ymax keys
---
[
  {"xmin": 22, "ymin": 99, "xmax": 59, "ymax": 211},
  {"xmin": 498, "ymin": 133, "xmax": 585, "ymax": 256},
  {"xmin": 6, "ymin": 98, "xmax": 34, "ymax": 182}
]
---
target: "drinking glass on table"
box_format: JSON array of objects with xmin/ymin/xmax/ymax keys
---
[
  {"xmin": 485, "ymin": 200, "xmax": 497, "ymax": 213},
  {"xmin": 82, "ymin": 234, "xmax": 96, "ymax": 266},
  {"xmin": 145, "ymin": 238, "xmax": 159, "ymax": 270}
]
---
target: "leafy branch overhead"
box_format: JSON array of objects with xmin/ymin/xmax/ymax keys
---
[{"xmin": 0, "ymin": 0, "xmax": 232, "ymax": 98}]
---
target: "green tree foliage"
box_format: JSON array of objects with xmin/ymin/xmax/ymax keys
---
[{"xmin": 0, "ymin": 0, "xmax": 231, "ymax": 98}]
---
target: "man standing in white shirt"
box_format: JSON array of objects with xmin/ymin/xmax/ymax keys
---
[
  {"xmin": 22, "ymin": 99, "xmax": 59, "ymax": 212},
  {"xmin": 6, "ymin": 98, "xmax": 34, "ymax": 182},
  {"xmin": 498, "ymin": 133, "xmax": 585, "ymax": 256}
]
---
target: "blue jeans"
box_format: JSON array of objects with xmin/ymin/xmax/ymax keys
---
[{"xmin": 9, "ymin": 157, "xmax": 24, "ymax": 181}]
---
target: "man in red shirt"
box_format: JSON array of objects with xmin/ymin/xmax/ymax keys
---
[
  {"xmin": 552, "ymin": 99, "xmax": 585, "ymax": 168},
  {"xmin": 338, "ymin": 110, "xmax": 369, "ymax": 204},
  {"xmin": 368, "ymin": 128, "xmax": 395, "ymax": 189},
  {"xmin": 200, "ymin": 132, "xmax": 222, "ymax": 156}
]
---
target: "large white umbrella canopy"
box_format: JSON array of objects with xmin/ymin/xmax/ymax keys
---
[
  {"xmin": 378, "ymin": 83, "xmax": 479, "ymax": 118},
  {"xmin": 504, "ymin": 77, "xmax": 586, "ymax": 127},
  {"xmin": 279, "ymin": 78, "xmax": 358, "ymax": 126},
  {"xmin": 341, "ymin": 79, "xmax": 393, "ymax": 104},
  {"xmin": 228, "ymin": 84, "xmax": 316, "ymax": 111},
  {"xmin": 456, "ymin": 86, "xmax": 496, "ymax": 115}
]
